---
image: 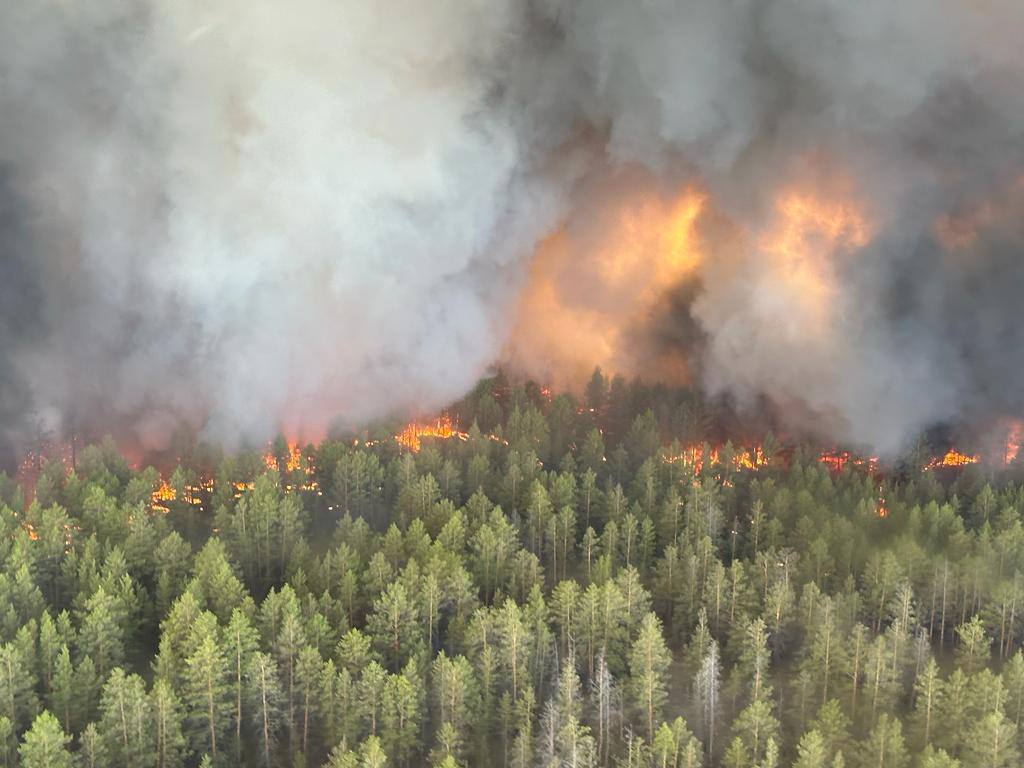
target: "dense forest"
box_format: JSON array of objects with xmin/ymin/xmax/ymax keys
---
[{"xmin": 0, "ymin": 371, "xmax": 1022, "ymax": 768}]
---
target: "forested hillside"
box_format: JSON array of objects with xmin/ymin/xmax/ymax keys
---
[{"xmin": 1, "ymin": 372, "xmax": 1022, "ymax": 768}]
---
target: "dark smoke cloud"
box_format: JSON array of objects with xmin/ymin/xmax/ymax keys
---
[
  {"xmin": 0, "ymin": 171, "xmax": 46, "ymax": 465},
  {"xmin": 1, "ymin": 0, "xmax": 1023, "ymax": 456}
]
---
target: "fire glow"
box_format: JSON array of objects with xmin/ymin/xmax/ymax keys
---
[
  {"xmin": 507, "ymin": 185, "xmax": 705, "ymax": 387},
  {"xmin": 662, "ymin": 444, "xmax": 769, "ymax": 475},
  {"xmin": 395, "ymin": 415, "xmax": 467, "ymax": 453},
  {"xmin": 925, "ymin": 449, "xmax": 980, "ymax": 470}
]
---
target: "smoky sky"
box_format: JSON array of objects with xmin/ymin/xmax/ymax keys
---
[{"xmin": 1, "ymin": 0, "xmax": 1024, "ymax": 456}]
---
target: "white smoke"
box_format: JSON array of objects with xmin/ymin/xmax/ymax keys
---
[{"xmin": 1, "ymin": 0, "xmax": 1023, "ymax": 455}]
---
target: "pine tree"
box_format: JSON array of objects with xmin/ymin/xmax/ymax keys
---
[
  {"xmin": 0, "ymin": 641, "xmax": 38, "ymax": 738},
  {"xmin": 961, "ymin": 711, "xmax": 1019, "ymax": 768},
  {"xmin": 245, "ymin": 652, "xmax": 284, "ymax": 768},
  {"xmin": 295, "ymin": 645, "xmax": 323, "ymax": 757},
  {"xmin": 910, "ymin": 659, "xmax": 942, "ymax": 749},
  {"xmin": 955, "ymin": 616, "xmax": 990, "ymax": 674},
  {"xmin": 858, "ymin": 714, "xmax": 908, "ymax": 768},
  {"xmin": 628, "ymin": 612, "xmax": 671, "ymax": 742},
  {"xmin": 694, "ymin": 639, "xmax": 720, "ymax": 760},
  {"xmin": 77, "ymin": 722, "xmax": 108, "ymax": 768},
  {"xmin": 381, "ymin": 664, "xmax": 423, "ymax": 765},
  {"xmin": 497, "ymin": 599, "xmax": 531, "ymax": 701},
  {"xmin": 367, "ymin": 581, "xmax": 421, "ymax": 671},
  {"xmin": 151, "ymin": 678, "xmax": 187, "ymax": 768},
  {"xmin": 99, "ymin": 668, "xmax": 154, "ymax": 768},
  {"xmin": 431, "ymin": 652, "xmax": 478, "ymax": 761},
  {"xmin": 18, "ymin": 711, "xmax": 72, "ymax": 768},
  {"xmin": 794, "ymin": 729, "xmax": 828, "ymax": 768},
  {"xmin": 225, "ymin": 608, "xmax": 260, "ymax": 762},
  {"xmin": 183, "ymin": 630, "xmax": 232, "ymax": 761},
  {"xmin": 651, "ymin": 717, "xmax": 701, "ymax": 768},
  {"xmin": 0, "ymin": 716, "xmax": 11, "ymax": 768},
  {"xmin": 732, "ymin": 697, "xmax": 780, "ymax": 765},
  {"xmin": 77, "ymin": 586, "xmax": 126, "ymax": 678}
]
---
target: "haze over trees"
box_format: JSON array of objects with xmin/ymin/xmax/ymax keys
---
[{"xmin": 0, "ymin": 371, "xmax": 1023, "ymax": 767}]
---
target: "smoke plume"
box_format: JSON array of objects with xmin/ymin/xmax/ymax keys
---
[{"xmin": 2, "ymin": 0, "xmax": 1024, "ymax": 456}]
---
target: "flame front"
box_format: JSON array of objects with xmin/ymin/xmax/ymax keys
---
[
  {"xmin": 926, "ymin": 449, "xmax": 980, "ymax": 470},
  {"xmin": 662, "ymin": 443, "xmax": 769, "ymax": 476},
  {"xmin": 396, "ymin": 414, "xmax": 467, "ymax": 453}
]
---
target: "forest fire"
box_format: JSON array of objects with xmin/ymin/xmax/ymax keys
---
[
  {"xmin": 395, "ymin": 414, "xmax": 467, "ymax": 453},
  {"xmin": 264, "ymin": 442, "xmax": 304, "ymax": 473},
  {"xmin": 15, "ymin": 440, "xmax": 75, "ymax": 502},
  {"xmin": 925, "ymin": 449, "xmax": 980, "ymax": 470},
  {"xmin": 151, "ymin": 480, "xmax": 176, "ymax": 514},
  {"xmin": 753, "ymin": 186, "xmax": 871, "ymax": 338},
  {"xmin": 506, "ymin": 185, "xmax": 705, "ymax": 387},
  {"xmin": 662, "ymin": 444, "xmax": 768, "ymax": 475},
  {"xmin": 3, "ymin": 2, "xmax": 1023, "ymax": 762},
  {"xmin": 151, "ymin": 478, "xmax": 207, "ymax": 513},
  {"xmin": 818, "ymin": 451, "xmax": 879, "ymax": 475},
  {"xmin": 1004, "ymin": 420, "xmax": 1023, "ymax": 465}
]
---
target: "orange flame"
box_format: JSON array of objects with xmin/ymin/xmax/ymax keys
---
[
  {"xmin": 926, "ymin": 449, "xmax": 980, "ymax": 470},
  {"xmin": 264, "ymin": 442, "xmax": 304, "ymax": 473},
  {"xmin": 1004, "ymin": 420, "xmax": 1023, "ymax": 465},
  {"xmin": 151, "ymin": 480, "xmax": 176, "ymax": 514},
  {"xmin": 662, "ymin": 444, "xmax": 768, "ymax": 475},
  {"xmin": 507, "ymin": 184, "xmax": 706, "ymax": 387},
  {"xmin": 818, "ymin": 451, "xmax": 879, "ymax": 474},
  {"xmin": 396, "ymin": 414, "xmax": 467, "ymax": 453},
  {"xmin": 757, "ymin": 189, "xmax": 870, "ymax": 333}
]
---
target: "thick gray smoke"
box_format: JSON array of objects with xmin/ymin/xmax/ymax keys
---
[{"xmin": 2, "ymin": 0, "xmax": 1023, "ymax": 456}]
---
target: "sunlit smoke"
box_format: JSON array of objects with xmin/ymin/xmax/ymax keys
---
[
  {"xmin": 505, "ymin": 174, "xmax": 704, "ymax": 388},
  {"xmin": 2, "ymin": 0, "xmax": 1024, "ymax": 459}
]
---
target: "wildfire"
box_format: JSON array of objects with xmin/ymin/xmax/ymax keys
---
[
  {"xmin": 662, "ymin": 444, "xmax": 768, "ymax": 475},
  {"xmin": 396, "ymin": 414, "xmax": 467, "ymax": 453},
  {"xmin": 151, "ymin": 480, "xmax": 176, "ymax": 514},
  {"xmin": 925, "ymin": 449, "xmax": 980, "ymax": 470},
  {"xmin": 757, "ymin": 187, "xmax": 870, "ymax": 333},
  {"xmin": 151, "ymin": 477, "xmax": 208, "ymax": 512},
  {"xmin": 1004, "ymin": 420, "xmax": 1023, "ymax": 465},
  {"xmin": 263, "ymin": 442, "xmax": 304, "ymax": 473},
  {"xmin": 15, "ymin": 439, "xmax": 76, "ymax": 504},
  {"xmin": 934, "ymin": 176, "xmax": 1024, "ymax": 252},
  {"xmin": 506, "ymin": 182, "xmax": 705, "ymax": 387},
  {"xmin": 818, "ymin": 451, "xmax": 879, "ymax": 474}
]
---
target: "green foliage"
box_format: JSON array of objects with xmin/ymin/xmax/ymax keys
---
[
  {"xmin": 18, "ymin": 711, "xmax": 72, "ymax": 768},
  {"xmin": 1, "ymin": 377, "xmax": 1024, "ymax": 766}
]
